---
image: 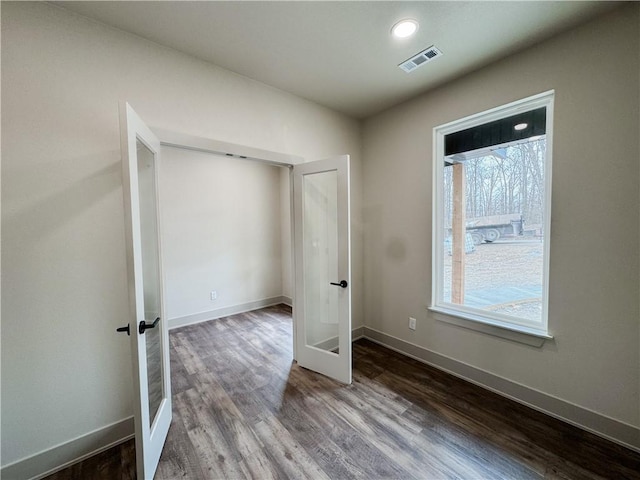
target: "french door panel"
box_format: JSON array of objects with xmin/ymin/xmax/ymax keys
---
[
  {"xmin": 119, "ymin": 102, "xmax": 172, "ymax": 479},
  {"xmin": 293, "ymin": 155, "xmax": 352, "ymax": 384}
]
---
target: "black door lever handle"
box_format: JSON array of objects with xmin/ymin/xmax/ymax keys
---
[
  {"xmin": 330, "ymin": 280, "xmax": 348, "ymax": 288},
  {"xmin": 116, "ymin": 324, "xmax": 130, "ymax": 336},
  {"xmin": 139, "ymin": 317, "xmax": 160, "ymax": 334}
]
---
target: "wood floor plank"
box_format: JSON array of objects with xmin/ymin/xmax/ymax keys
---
[
  {"xmin": 401, "ymin": 404, "xmax": 541, "ymax": 480},
  {"xmin": 174, "ymin": 387, "xmax": 248, "ymax": 479},
  {"xmin": 170, "ymin": 332, "xmax": 208, "ymax": 376},
  {"xmin": 286, "ymin": 365, "xmax": 461, "ymax": 479},
  {"xmin": 192, "ymin": 370, "xmax": 266, "ymax": 460},
  {"xmin": 155, "ymin": 415, "xmax": 206, "ymax": 479},
  {"xmin": 45, "ymin": 305, "xmax": 640, "ymax": 480},
  {"xmin": 375, "ymin": 368, "xmax": 551, "ymax": 476},
  {"xmin": 252, "ymin": 414, "xmax": 331, "ymax": 480},
  {"xmin": 272, "ymin": 380, "xmax": 414, "ymax": 479},
  {"xmin": 372, "ymin": 358, "xmax": 639, "ymax": 480},
  {"xmin": 237, "ymin": 449, "xmax": 281, "ymax": 480}
]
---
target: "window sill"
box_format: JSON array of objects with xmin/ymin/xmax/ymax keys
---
[{"xmin": 428, "ymin": 306, "xmax": 552, "ymax": 347}]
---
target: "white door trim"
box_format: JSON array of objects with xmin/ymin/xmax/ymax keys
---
[{"xmin": 149, "ymin": 129, "xmax": 304, "ymax": 359}]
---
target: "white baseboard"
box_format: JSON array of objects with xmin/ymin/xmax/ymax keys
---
[
  {"xmin": 362, "ymin": 327, "xmax": 640, "ymax": 453},
  {"xmin": 168, "ymin": 296, "xmax": 289, "ymax": 329},
  {"xmin": 352, "ymin": 326, "xmax": 365, "ymax": 341},
  {"xmin": 281, "ymin": 295, "xmax": 293, "ymax": 307},
  {"xmin": 1, "ymin": 417, "xmax": 134, "ymax": 480}
]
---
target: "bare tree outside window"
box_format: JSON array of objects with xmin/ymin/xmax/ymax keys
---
[{"xmin": 443, "ymin": 138, "xmax": 546, "ymax": 322}]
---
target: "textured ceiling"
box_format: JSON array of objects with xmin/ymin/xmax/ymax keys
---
[{"xmin": 56, "ymin": 1, "xmax": 622, "ymax": 119}]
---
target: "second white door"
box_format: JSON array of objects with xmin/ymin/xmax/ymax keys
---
[{"xmin": 293, "ymin": 155, "xmax": 352, "ymax": 384}]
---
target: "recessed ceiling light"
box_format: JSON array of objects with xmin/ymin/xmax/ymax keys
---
[
  {"xmin": 514, "ymin": 123, "xmax": 528, "ymax": 131},
  {"xmin": 391, "ymin": 19, "xmax": 419, "ymax": 38}
]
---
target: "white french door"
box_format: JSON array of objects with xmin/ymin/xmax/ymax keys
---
[
  {"xmin": 119, "ymin": 102, "xmax": 172, "ymax": 479},
  {"xmin": 293, "ymin": 155, "xmax": 352, "ymax": 384}
]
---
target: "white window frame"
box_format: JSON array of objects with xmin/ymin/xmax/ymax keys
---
[{"xmin": 430, "ymin": 91, "xmax": 554, "ymax": 342}]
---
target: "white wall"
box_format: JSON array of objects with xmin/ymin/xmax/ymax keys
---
[
  {"xmin": 160, "ymin": 147, "xmax": 284, "ymax": 321},
  {"xmin": 362, "ymin": 3, "xmax": 639, "ymax": 435},
  {"xmin": 1, "ymin": 1, "xmax": 362, "ymax": 470}
]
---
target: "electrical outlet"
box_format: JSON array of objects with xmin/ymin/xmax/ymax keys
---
[
  {"xmin": 409, "ymin": 317, "xmax": 417, "ymax": 330},
  {"xmin": 210, "ymin": 291, "xmax": 217, "ymax": 301}
]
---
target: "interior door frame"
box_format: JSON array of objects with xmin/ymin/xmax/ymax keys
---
[{"xmin": 153, "ymin": 129, "xmax": 305, "ymax": 359}]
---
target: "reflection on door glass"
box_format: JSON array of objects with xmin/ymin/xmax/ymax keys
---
[
  {"xmin": 303, "ymin": 170, "xmax": 339, "ymax": 354},
  {"xmin": 136, "ymin": 139, "xmax": 163, "ymax": 428}
]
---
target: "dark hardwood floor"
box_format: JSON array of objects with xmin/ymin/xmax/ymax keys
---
[{"xmin": 46, "ymin": 305, "xmax": 640, "ymax": 479}]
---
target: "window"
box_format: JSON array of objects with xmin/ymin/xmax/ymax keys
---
[{"xmin": 431, "ymin": 92, "xmax": 554, "ymax": 338}]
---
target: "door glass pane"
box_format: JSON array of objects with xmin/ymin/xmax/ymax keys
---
[
  {"xmin": 137, "ymin": 139, "xmax": 163, "ymax": 428},
  {"xmin": 303, "ymin": 170, "xmax": 339, "ymax": 354}
]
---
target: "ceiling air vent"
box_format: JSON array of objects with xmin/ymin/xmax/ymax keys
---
[{"xmin": 399, "ymin": 46, "xmax": 443, "ymax": 73}]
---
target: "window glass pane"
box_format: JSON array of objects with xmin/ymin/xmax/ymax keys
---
[
  {"xmin": 442, "ymin": 136, "xmax": 546, "ymax": 324},
  {"xmin": 434, "ymin": 93, "xmax": 553, "ymax": 333}
]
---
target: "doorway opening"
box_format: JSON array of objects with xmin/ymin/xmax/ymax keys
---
[
  {"xmin": 154, "ymin": 129, "xmax": 352, "ymax": 384},
  {"xmin": 159, "ymin": 145, "xmax": 294, "ymax": 335}
]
